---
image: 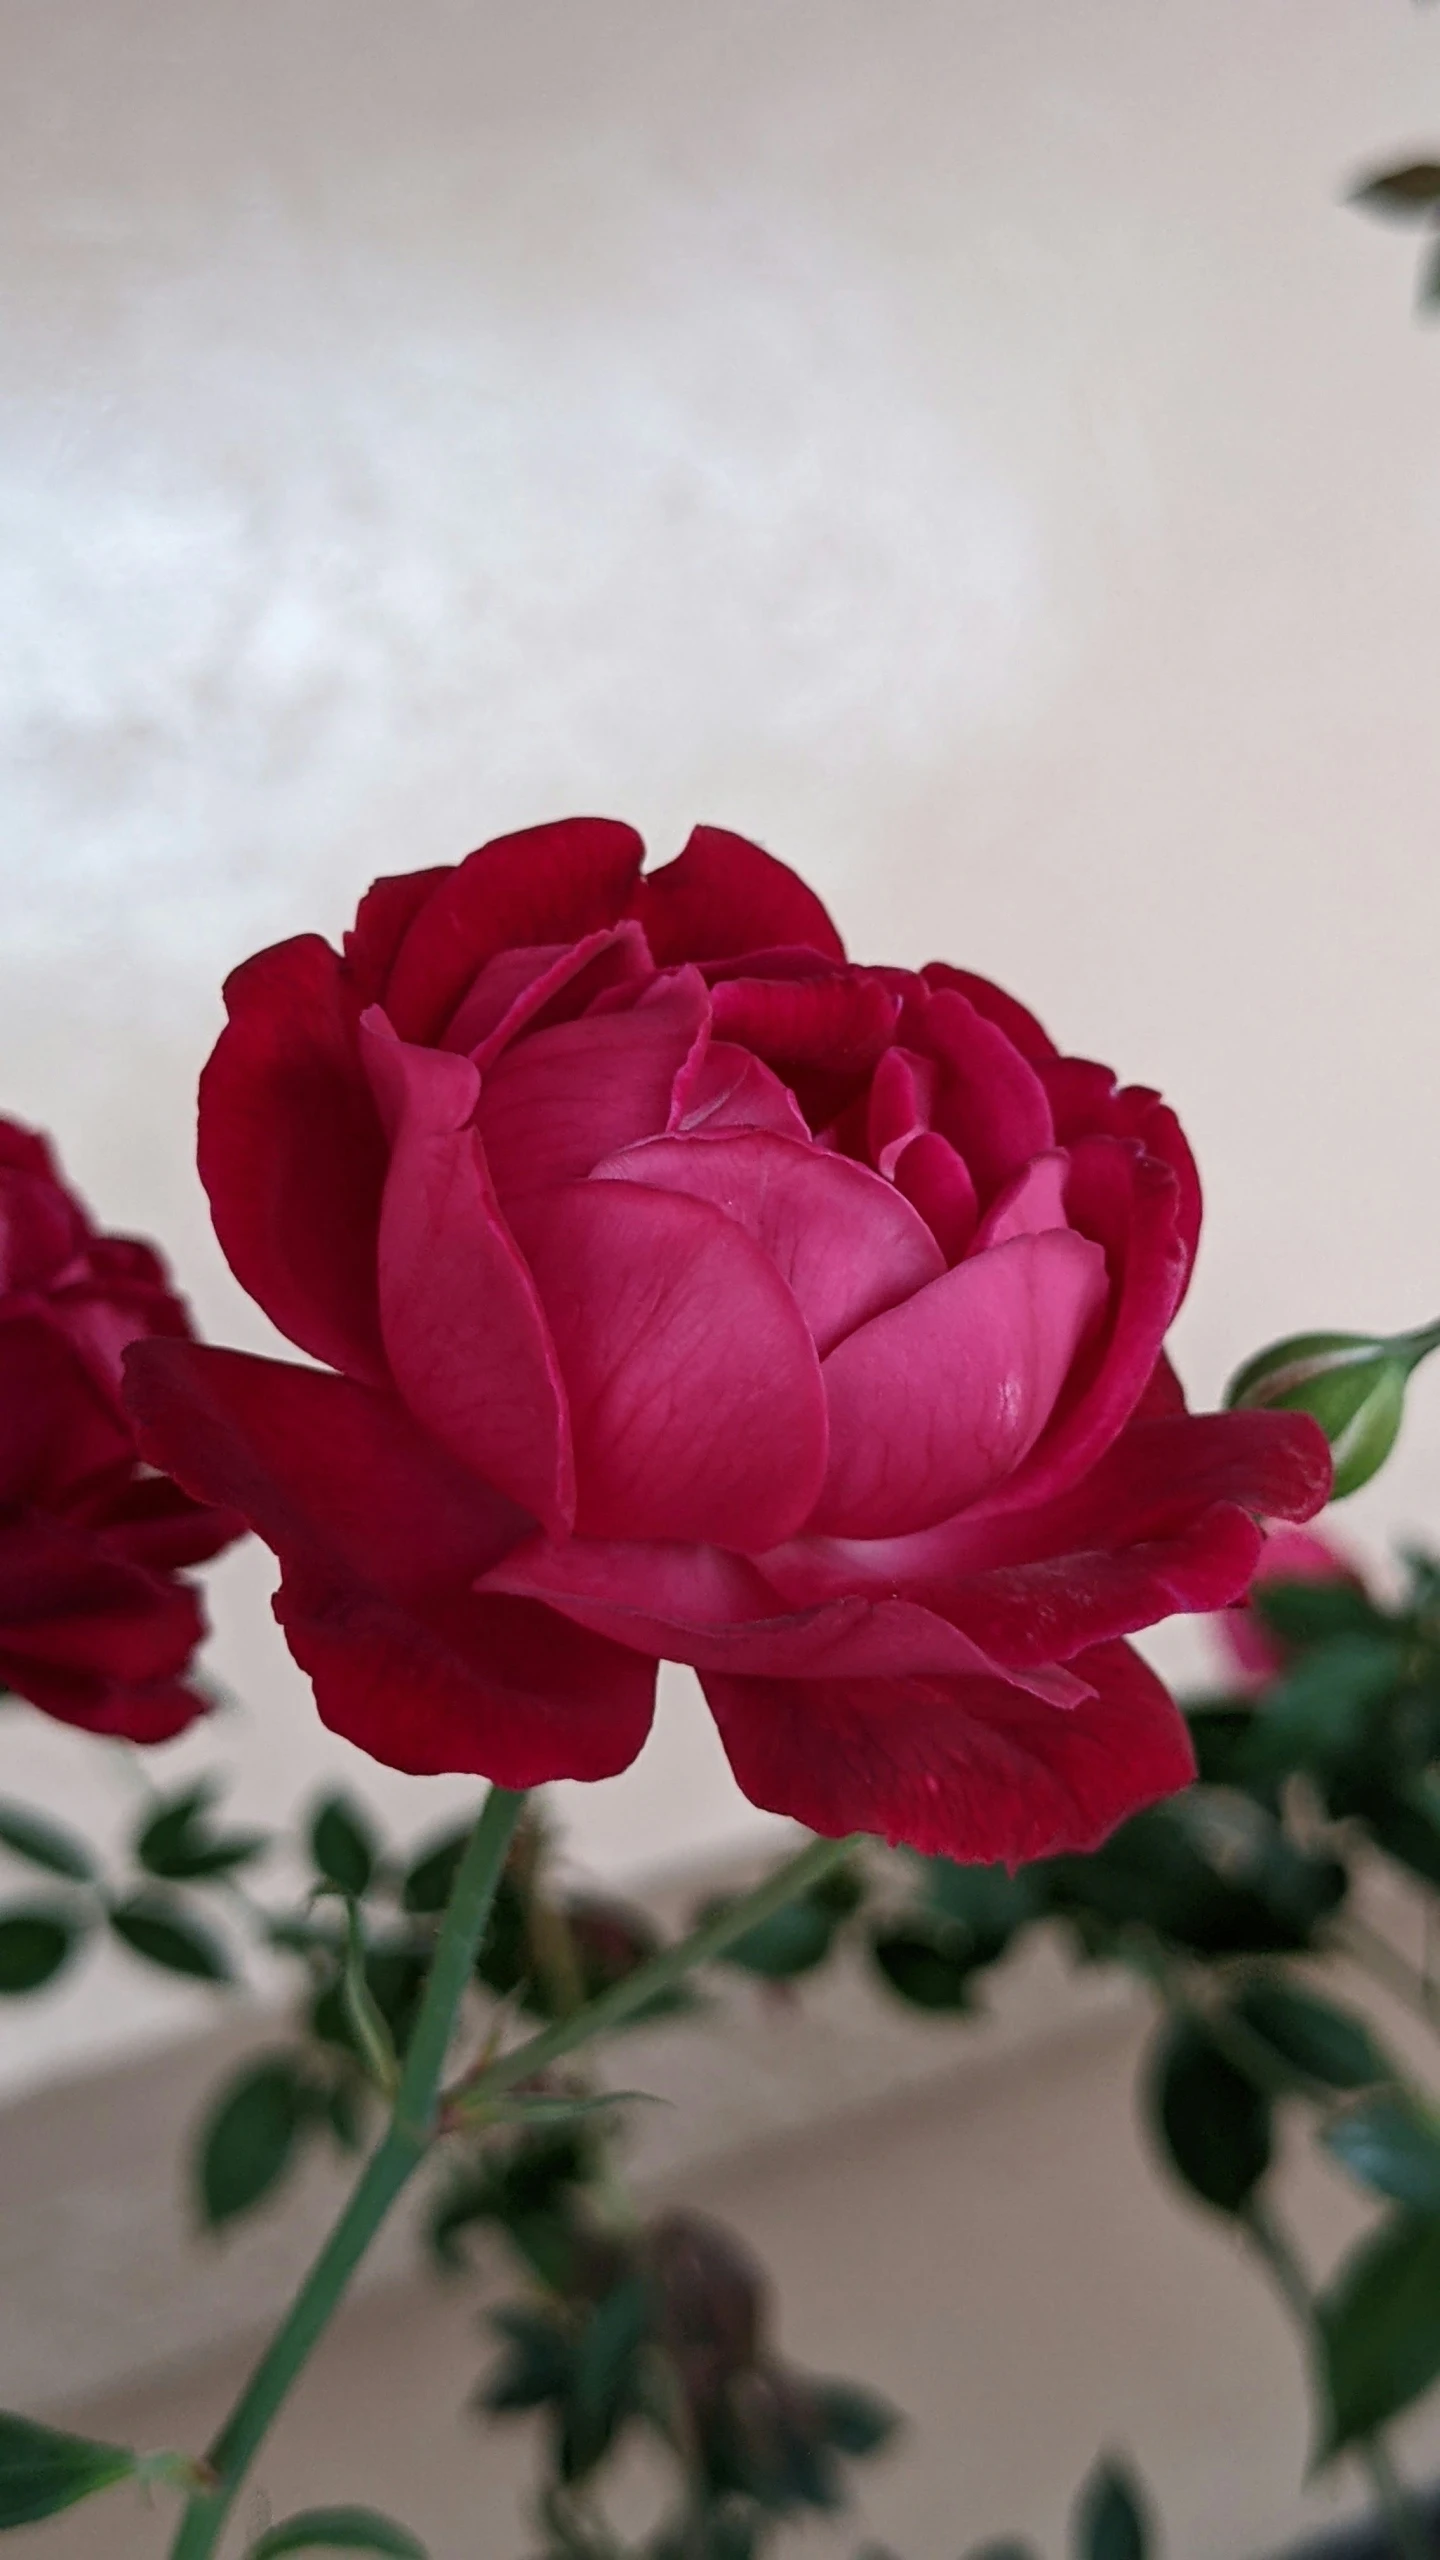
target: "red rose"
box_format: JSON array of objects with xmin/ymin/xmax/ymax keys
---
[
  {"xmin": 0, "ymin": 1119, "xmax": 241, "ymax": 1741},
  {"xmin": 125, "ymin": 820, "xmax": 1329, "ymax": 1857},
  {"xmin": 1218, "ymin": 1523, "xmax": 1365, "ymax": 1690}
]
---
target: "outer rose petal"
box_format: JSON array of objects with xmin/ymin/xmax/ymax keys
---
[
  {"xmin": 362, "ymin": 1020, "xmax": 575, "ymax": 1535},
  {"xmin": 123, "ymin": 1341, "xmax": 529, "ymax": 1602},
  {"xmin": 122, "ymin": 1341, "xmax": 648, "ymax": 1780},
  {"xmin": 0, "ymin": 1515, "xmax": 205, "ymax": 1683},
  {"xmin": 381, "ymin": 818, "xmax": 645, "ymax": 1041},
  {"xmin": 592, "ymin": 1130, "xmax": 944, "ymax": 1355},
  {"xmin": 0, "ymin": 1660, "xmax": 206, "ymax": 1743},
  {"xmin": 814, "ymin": 1230, "xmax": 1108, "ymax": 1537},
  {"xmin": 199, "ymin": 934, "xmax": 389, "ymax": 1382},
  {"xmin": 509, "ymin": 1180, "xmax": 829, "ymax": 1549},
  {"xmin": 634, "ymin": 825, "xmax": 846, "ymax": 966},
  {"xmin": 0, "ymin": 1317, "xmax": 132, "ymax": 1507},
  {"xmin": 478, "ymin": 970, "xmax": 710, "ymax": 1205},
  {"xmin": 342, "ymin": 868, "xmax": 451, "ymax": 1006},
  {"xmin": 703, "ymin": 1638, "xmax": 1195, "ymax": 1861},
  {"xmin": 920, "ymin": 964, "xmax": 1058, "ymax": 1064},
  {"xmin": 276, "ymin": 1563, "xmax": 656, "ymax": 1784}
]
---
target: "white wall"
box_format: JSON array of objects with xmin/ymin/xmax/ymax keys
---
[{"xmin": 2, "ymin": 0, "xmax": 1439, "ymax": 2096}]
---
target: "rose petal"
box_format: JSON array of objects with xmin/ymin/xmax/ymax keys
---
[
  {"xmin": 891, "ymin": 1133, "xmax": 979, "ymax": 1262},
  {"xmin": 670, "ymin": 1042, "xmax": 810, "ymax": 1141},
  {"xmin": 971, "ymin": 1150, "xmax": 1070, "ymax": 1252},
  {"xmin": 703, "ymin": 1637, "xmax": 1195, "ymax": 1861},
  {"xmin": 343, "ymin": 868, "xmax": 450, "ymax": 1006},
  {"xmin": 813, "ymin": 1229, "xmax": 1108, "ymax": 1538},
  {"xmin": 478, "ymin": 968, "xmax": 710, "ymax": 1205},
  {"xmin": 277, "ymin": 1563, "xmax": 656, "ymax": 1784},
  {"xmin": 508, "ymin": 1180, "xmax": 829, "ymax": 1549},
  {"xmin": 123, "ymin": 1340, "xmax": 529, "ymax": 1601},
  {"xmin": 915, "ymin": 989, "xmax": 1056, "ymax": 1200},
  {"xmin": 198, "ymin": 934, "xmax": 390, "ymax": 1382},
  {"xmin": 592, "ymin": 1130, "xmax": 944, "ymax": 1355},
  {"xmin": 361, "ymin": 1020, "xmax": 575, "ymax": 1534},
  {"xmin": 484, "ymin": 1529, "xmax": 1087, "ymax": 1691},
  {"xmin": 382, "ymin": 818, "xmax": 646, "ymax": 1041},
  {"xmin": 634, "ymin": 824, "xmax": 846, "ymax": 966},
  {"xmin": 920, "ymin": 964, "xmax": 1058, "ymax": 1064},
  {"xmin": 709, "ymin": 972, "xmax": 899, "ymax": 1073},
  {"xmin": 441, "ymin": 922, "xmax": 653, "ymax": 1063}
]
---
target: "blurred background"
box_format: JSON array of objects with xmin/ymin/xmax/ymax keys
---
[{"xmin": 2, "ymin": 0, "xmax": 1439, "ymax": 2551}]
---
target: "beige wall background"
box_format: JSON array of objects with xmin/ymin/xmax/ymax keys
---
[{"xmin": 1, "ymin": 0, "xmax": 1439, "ymax": 2103}]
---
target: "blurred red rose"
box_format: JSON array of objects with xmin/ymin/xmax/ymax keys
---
[
  {"xmin": 1218, "ymin": 1522, "xmax": 1366, "ymax": 1690},
  {"xmin": 125, "ymin": 820, "xmax": 1329, "ymax": 1857},
  {"xmin": 0, "ymin": 1120, "xmax": 241, "ymax": 1740}
]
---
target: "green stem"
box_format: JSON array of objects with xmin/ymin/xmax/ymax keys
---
[
  {"xmin": 450, "ymin": 1830, "xmax": 859, "ymax": 2114},
  {"xmin": 1243, "ymin": 2205, "xmax": 1429, "ymax": 2560},
  {"xmin": 168, "ymin": 1784, "xmax": 527, "ymax": 2560}
]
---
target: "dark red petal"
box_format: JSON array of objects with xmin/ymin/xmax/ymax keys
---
[
  {"xmin": 0, "ymin": 1316, "xmax": 131, "ymax": 1507},
  {"xmin": 709, "ymin": 973, "xmax": 899, "ymax": 1074},
  {"xmin": 343, "ymin": 867, "xmax": 452, "ymax": 1006},
  {"xmin": 276, "ymin": 1566, "xmax": 656, "ymax": 1784},
  {"xmin": 478, "ymin": 969, "xmax": 710, "ymax": 1206},
  {"xmin": 920, "ymin": 965, "xmax": 1058, "ymax": 1063},
  {"xmin": 814, "ymin": 1231, "xmax": 1107, "ymax": 1537},
  {"xmin": 634, "ymin": 825, "xmax": 846, "ymax": 966},
  {"xmin": 1042, "ymin": 1060, "xmax": 1202, "ymax": 1273},
  {"xmin": 198, "ymin": 935, "xmax": 389, "ymax": 1382},
  {"xmin": 123, "ymin": 1340, "xmax": 528, "ymax": 1602},
  {"xmin": 702, "ymin": 1637, "xmax": 1195, "ymax": 1861},
  {"xmin": 442, "ymin": 922, "xmax": 652, "ymax": 1061},
  {"xmin": 362, "ymin": 1022, "xmax": 575, "ymax": 1534},
  {"xmin": 381, "ymin": 819, "xmax": 646, "ymax": 1041},
  {"xmin": 917, "ymin": 990, "xmax": 1056, "ymax": 1200},
  {"xmin": 485, "ymin": 1531, "xmax": 1086, "ymax": 1688},
  {"xmin": 510, "ymin": 1180, "xmax": 828, "ymax": 1549},
  {"xmin": 0, "ymin": 1661, "xmax": 208, "ymax": 1743},
  {"xmin": 90, "ymin": 1473, "xmax": 245, "ymax": 1571},
  {"xmin": 592, "ymin": 1129, "xmax": 944, "ymax": 1356}
]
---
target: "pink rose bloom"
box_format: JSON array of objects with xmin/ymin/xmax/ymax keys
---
[{"xmin": 127, "ymin": 821, "xmax": 1329, "ymax": 1857}]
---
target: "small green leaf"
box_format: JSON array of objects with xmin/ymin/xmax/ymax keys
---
[
  {"xmin": 920, "ymin": 1858, "xmax": 1037, "ymax": 1940},
  {"xmin": 0, "ymin": 1800, "xmax": 95, "ymax": 1882},
  {"xmin": 707, "ymin": 1897, "xmax": 835, "ymax": 1979},
  {"xmin": 1149, "ymin": 2015, "xmax": 1272, "ymax": 2214},
  {"xmin": 1233, "ymin": 1982, "xmax": 1387, "ymax": 2091},
  {"xmin": 1351, "ymin": 160, "xmax": 1440, "ymax": 218},
  {"xmin": 310, "ymin": 1796, "xmax": 378, "ymax": 1898},
  {"xmin": 1322, "ymin": 2090, "xmax": 1440, "ymax": 2212},
  {"xmin": 480, "ymin": 2304, "xmax": 576, "ymax": 2413},
  {"xmin": 811, "ymin": 2379, "xmax": 900, "ymax": 2457},
  {"xmin": 561, "ymin": 2274, "xmax": 651, "ymax": 2481},
  {"xmin": 401, "ymin": 1825, "xmax": 470, "ymax": 1916},
  {"xmin": 110, "ymin": 1895, "xmax": 232, "ymax": 1982},
  {"xmin": 870, "ymin": 1927, "xmax": 976, "ymax": 2012},
  {"xmin": 1241, "ymin": 1638, "xmax": 1405, "ymax": 1781},
  {"xmin": 1075, "ymin": 2459, "xmax": 1149, "ymax": 2560},
  {"xmin": 1318, "ymin": 2211, "xmax": 1440, "ymax": 2452},
  {"xmin": 0, "ymin": 2409, "xmax": 135, "ymax": 2525},
  {"xmin": 246, "ymin": 2506, "xmax": 428, "ymax": 2557},
  {"xmin": 138, "ymin": 1784, "xmax": 265, "ymax": 1882},
  {"xmin": 196, "ymin": 2057, "xmax": 312, "ymax": 2229},
  {"xmin": 0, "ymin": 1907, "xmax": 79, "ymax": 1994}
]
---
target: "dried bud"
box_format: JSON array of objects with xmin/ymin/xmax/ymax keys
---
[
  {"xmin": 1225, "ymin": 1322, "xmax": 1440, "ymax": 1499},
  {"xmin": 647, "ymin": 2210, "xmax": 766, "ymax": 2409}
]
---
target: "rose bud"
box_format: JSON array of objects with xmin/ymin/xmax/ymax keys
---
[
  {"xmin": 1226, "ymin": 1324, "xmax": 1440, "ymax": 1499},
  {"xmin": 125, "ymin": 820, "xmax": 1331, "ymax": 1859}
]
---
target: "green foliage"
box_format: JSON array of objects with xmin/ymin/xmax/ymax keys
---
[
  {"xmin": 1148, "ymin": 2016, "xmax": 1272, "ymax": 2214},
  {"xmin": 137, "ymin": 1782, "xmax": 266, "ymax": 1882},
  {"xmin": 310, "ymin": 1796, "xmax": 379, "ymax": 1899},
  {"xmin": 1323, "ymin": 2090, "xmax": 1440, "ymax": 2212},
  {"xmin": 869, "ymin": 1926, "xmax": 978, "ymax": 2012},
  {"xmin": 109, "ymin": 1894, "xmax": 232, "ymax": 1982},
  {"xmin": 1231, "ymin": 1982, "xmax": 1387, "ymax": 2092},
  {"xmin": 196, "ymin": 2055, "xmax": 317, "ymax": 2230},
  {"xmin": 245, "ymin": 2507, "xmax": 428, "ymax": 2556},
  {"xmin": 1073, "ymin": 2461, "xmax": 1149, "ymax": 2560},
  {"xmin": 0, "ymin": 2410, "xmax": 135, "ymax": 2526},
  {"xmin": 0, "ymin": 1801, "xmax": 95, "ymax": 1882},
  {"xmin": 1318, "ymin": 2212, "xmax": 1440, "ymax": 2451},
  {"xmin": 0, "ymin": 1906, "xmax": 80, "ymax": 1993}
]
